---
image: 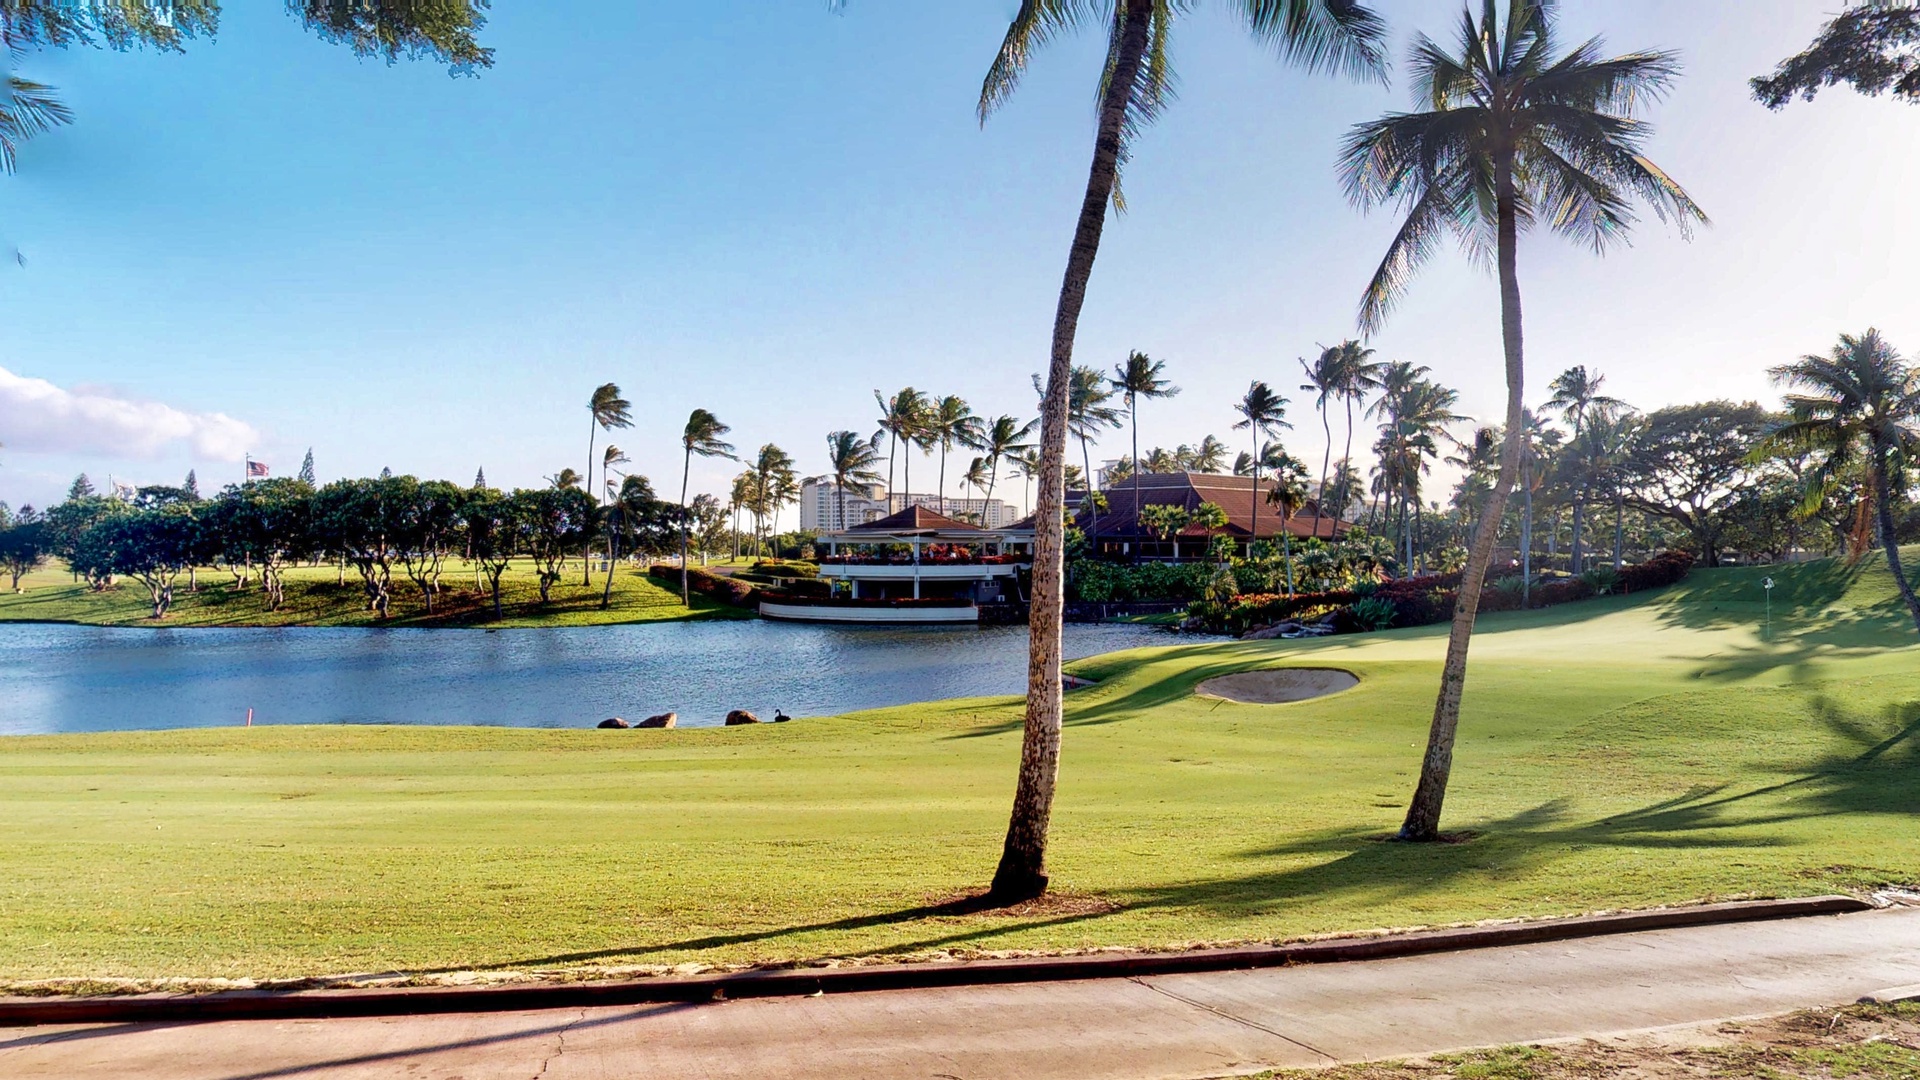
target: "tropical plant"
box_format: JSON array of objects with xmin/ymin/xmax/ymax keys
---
[
  {"xmin": 1146, "ymin": 447, "xmax": 1181, "ymax": 474},
  {"xmin": 678, "ymin": 409, "xmax": 736, "ymax": 604},
  {"xmin": 582, "ymin": 383, "xmax": 633, "ymax": 586},
  {"xmin": 927, "ymin": 394, "xmax": 986, "ymax": 511},
  {"xmin": 1011, "ymin": 447, "xmax": 1042, "ymax": 519},
  {"xmin": 826, "ymin": 428, "xmax": 884, "ymax": 532},
  {"xmin": 1341, "ymin": 0, "xmax": 1706, "ymax": 841},
  {"xmin": 1189, "ymin": 434, "xmax": 1230, "ymax": 474},
  {"xmin": 1761, "ymin": 329, "xmax": 1920, "ymax": 634},
  {"xmin": 1264, "ymin": 447, "xmax": 1310, "ymax": 594},
  {"xmin": 1233, "ymin": 380, "xmax": 1291, "ymax": 562},
  {"xmin": 975, "ymin": 0, "xmax": 1387, "ymax": 902},
  {"xmin": 1110, "ymin": 350, "xmax": 1179, "ymax": 545},
  {"xmin": 1753, "ymin": 2, "xmax": 1920, "ymax": 109},
  {"xmin": 750, "ymin": 444, "xmax": 799, "ymax": 557},
  {"xmin": 978, "ymin": 415, "xmax": 1037, "ymax": 517},
  {"xmin": 1348, "ymin": 595, "xmax": 1397, "ymax": 631},
  {"xmin": 1545, "ymin": 365, "xmax": 1625, "ymax": 574},
  {"xmin": 1139, "ymin": 503, "xmax": 1190, "ymax": 548}
]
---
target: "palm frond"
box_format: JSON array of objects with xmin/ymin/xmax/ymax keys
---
[
  {"xmin": 0, "ymin": 76, "xmax": 74, "ymax": 173},
  {"xmin": 1239, "ymin": 0, "xmax": 1390, "ymax": 82},
  {"xmin": 978, "ymin": 0, "xmax": 1104, "ymax": 123}
]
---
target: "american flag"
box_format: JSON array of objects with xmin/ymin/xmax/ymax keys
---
[{"xmin": 246, "ymin": 460, "xmax": 270, "ymax": 478}]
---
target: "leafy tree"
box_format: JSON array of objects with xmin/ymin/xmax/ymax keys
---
[
  {"xmin": 43, "ymin": 492, "xmax": 122, "ymax": 587},
  {"xmin": 1754, "ymin": 2, "xmax": 1920, "ymax": 109},
  {"xmin": 392, "ymin": 478, "xmax": 464, "ymax": 613},
  {"xmin": 312, "ymin": 477, "xmax": 406, "ymax": 617},
  {"xmin": 207, "ymin": 478, "xmax": 314, "ymax": 611},
  {"xmin": 1138, "ymin": 503, "xmax": 1190, "ymax": 553},
  {"xmin": 688, "ymin": 493, "xmax": 729, "ymax": 566},
  {"xmin": 1110, "ymin": 351, "xmax": 1179, "ymax": 543},
  {"xmin": 299, "ymin": 449, "xmax": 317, "ymax": 486},
  {"xmin": 514, "ymin": 485, "xmax": 596, "ymax": 603},
  {"xmin": 671, "ymin": 410, "xmax": 733, "ymax": 602},
  {"xmin": 461, "ymin": 486, "xmax": 518, "ymax": 620},
  {"xmin": 92, "ymin": 504, "xmax": 200, "ymax": 618},
  {"xmin": 826, "ymin": 428, "xmax": 883, "ymax": 531},
  {"xmin": 1341, "ymin": 0, "xmax": 1705, "ymax": 842},
  {"xmin": 1761, "ymin": 330, "xmax": 1920, "ymax": 633},
  {"xmin": 67, "ymin": 473, "xmax": 94, "ymax": 500},
  {"xmin": 0, "ymin": 508, "xmax": 47, "ymax": 591},
  {"xmin": 1622, "ymin": 402, "xmax": 1770, "ymax": 568},
  {"xmin": 183, "ymin": 470, "xmax": 199, "ymax": 500},
  {"xmin": 1232, "ymin": 380, "xmax": 1291, "ymax": 558},
  {"xmin": 603, "ymin": 473, "xmax": 677, "ymax": 608}
]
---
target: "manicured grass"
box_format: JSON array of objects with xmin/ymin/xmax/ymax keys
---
[
  {"xmin": 1, "ymin": 551, "xmax": 1917, "ymax": 987},
  {"xmin": 0, "ymin": 559, "xmax": 750, "ymax": 627}
]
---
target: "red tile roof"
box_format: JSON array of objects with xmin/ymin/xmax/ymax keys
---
[
  {"xmin": 846, "ymin": 505, "xmax": 985, "ymax": 533},
  {"xmin": 1083, "ymin": 471, "xmax": 1351, "ymax": 540}
]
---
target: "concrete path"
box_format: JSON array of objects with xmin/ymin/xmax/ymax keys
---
[{"xmin": 6, "ymin": 907, "xmax": 1920, "ymax": 1080}]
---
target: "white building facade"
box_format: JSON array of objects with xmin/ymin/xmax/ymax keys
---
[
  {"xmin": 798, "ymin": 478, "xmax": 890, "ymax": 532},
  {"xmin": 886, "ymin": 493, "xmax": 1018, "ymax": 529}
]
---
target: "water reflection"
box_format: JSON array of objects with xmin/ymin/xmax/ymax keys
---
[{"xmin": 0, "ymin": 621, "xmax": 1194, "ymax": 735}]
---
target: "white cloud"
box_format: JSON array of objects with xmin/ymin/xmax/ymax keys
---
[{"xmin": 0, "ymin": 366, "xmax": 258, "ymax": 461}]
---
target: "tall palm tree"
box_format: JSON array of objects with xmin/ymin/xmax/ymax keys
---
[
  {"xmin": 752, "ymin": 444, "xmax": 799, "ymax": 557},
  {"xmin": 1038, "ymin": 366, "xmax": 1124, "ymax": 547},
  {"xmin": 979, "ymin": 0, "xmax": 1387, "ymax": 902},
  {"xmin": 1189, "ymin": 435, "xmax": 1229, "ymax": 474},
  {"xmin": 1012, "ymin": 447, "xmax": 1042, "ymax": 519},
  {"xmin": 1545, "ymin": 365, "xmax": 1624, "ymax": 573},
  {"xmin": 678, "ymin": 409, "xmax": 736, "ymax": 604},
  {"xmin": 584, "ymin": 383, "xmax": 634, "ymax": 586},
  {"xmin": 1148, "ymin": 447, "xmax": 1181, "ymax": 473},
  {"xmin": 979, "ymin": 415, "xmax": 1038, "ymax": 519},
  {"xmin": 1300, "ymin": 345, "xmax": 1344, "ymax": 541},
  {"xmin": 1365, "ymin": 360, "xmax": 1431, "ymax": 555},
  {"xmin": 1232, "ymin": 380, "xmax": 1291, "ymax": 560},
  {"xmin": 1110, "ymin": 351, "xmax": 1180, "ymax": 553},
  {"xmin": 1341, "ymin": 0, "xmax": 1706, "ymax": 841},
  {"xmin": 1264, "ymin": 447, "xmax": 1311, "ymax": 593},
  {"xmin": 874, "ymin": 388, "xmax": 928, "ymax": 511},
  {"xmin": 928, "ymin": 394, "xmax": 986, "ymax": 515},
  {"xmin": 961, "ymin": 457, "xmax": 992, "ymax": 522},
  {"xmin": 1385, "ymin": 380, "xmax": 1465, "ymax": 572},
  {"xmin": 826, "ymin": 429, "xmax": 885, "ymax": 532},
  {"xmin": 1332, "ymin": 341, "xmax": 1385, "ymax": 525},
  {"xmin": 1763, "ymin": 330, "xmax": 1920, "ymax": 634}
]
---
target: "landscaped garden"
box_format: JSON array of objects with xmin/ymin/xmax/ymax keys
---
[{"xmin": 2, "ymin": 549, "xmax": 1915, "ymax": 991}]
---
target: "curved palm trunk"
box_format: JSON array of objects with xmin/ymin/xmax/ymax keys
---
[
  {"xmin": 1871, "ymin": 440, "xmax": 1920, "ymax": 635},
  {"xmin": 679, "ymin": 446, "xmax": 694, "ymax": 606},
  {"xmin": 601, "ymin": 510, "xmax": 619, "ymax": 609},
  {"xmin": 1342, "ymin": 396, "xmax": 1358, "ymax": 525},
  {"xmin": 583, "ymin": 421, "xmax": 596, "ymax": 588},
  {"xmin": 1400, "ymin": 163, "xmax": 1527, "ymax": 842},
  {"xmin": 1250, "ymin": 442, "xmax": 1261, "ymax": 562},
  {"xmin": 1131, "ymin": 401, "xmax": 1143, "ymax": 562},
  {"xmin": 991, "ymin": 1, "xmax": 1149, "ymax": 904},
  {"xmin": 1313, "ymin": 405, "xmax": 1331, "ymax": 541},
  {"xmin": 1081, "ymin": 435, "xmax": 1099, "ymax": 555}
]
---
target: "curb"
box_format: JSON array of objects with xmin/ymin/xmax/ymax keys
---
[{"xmin": 0, "ymin": 895, "xmax": 1870, "ymax": 1026}]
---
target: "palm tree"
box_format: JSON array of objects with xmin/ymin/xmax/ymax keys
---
[
  {"xmin": 1232, "ymin": 381, "xmax": 1291, "ymax": 560},
  {"xmin": 1146, "ymin": 447, "xmax": 1180, "ymax": 474},
  {"xmin": 874, "ymin": 388, "xmax": 928, "ymax": 511},
  {"xmin": 1385, "ymin": 380, "xmax": 1465, "ymax": 572},
  {"xmin": 1763, "ymin": 330, "xmax": 1920, "ymax": 634},
  {"xmin": 961, "ymin": 457, "xmax": 992, "ymax": 522},
  {"xmin": 1341, "ymin": 0, "xmax": 1706, "ymax": 840},
  {"xmin": 0, "ymin": 74, "xmax": 72, "ymax": 174},
  {"xmin": 826, "ymin": 429, "xmax": 885, "ymax": 532},
  {"xmin": 928, "ymin": 395, "xmax": 986, "ymax": 516},
  {"xmin": 1190, "ymin": 434, "xmax": 1229, "ymax": 474},
  {"xmin": 1264, "ymin": 448, "xmax": 1310, "ymax": 594},
  {"xmin": 1299, "ymin": 345, "xmax": 1344, "ymax": 542},
  {"xmin": 979, "ymin": 415, "xmax": 1038, "ymax": 519},
  {"xmin": 584, "ymin": 383, "xmax": 634, "ymax": 586},
  {"xmin": 678, "ymin": 410, "xmax": 736, "ymax": 604},
  {"xmin": 1011, "ymin": 447, "xmax": 1042, "ymax": 519},
  {"xmin": 1110, "ymin": 351, "xmax": 1179, "ymax": 553},
  {"xmin": 1332, "ymin": 341, "xmax": 1385, "ymax": 522},
  {"xmin": 1512, "ymin": 409, "xmax": 1561, "ymax": 599},
  {"xmin": 1545, "ymin": 366, "xmax": 1625, "ymax": 573},
  {"xmin": 978, "ymin": 0, "xmax": 1387, "ymax": 902},
  {"xmin": 1366, "ymin": 360, "xmax": 1431, "ymax": 556},
  {"xmin": 752, "ymin": 444, "xmax": 799, "ymax": 557}
]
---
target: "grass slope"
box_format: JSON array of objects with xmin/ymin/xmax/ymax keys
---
[
  {"xmin": 1, "ymin": 551, "xmax": 1917, "ymax": 986},
  {"xmin": 0, "ymin": 560, "xmax": 750, "ymax": 627}
]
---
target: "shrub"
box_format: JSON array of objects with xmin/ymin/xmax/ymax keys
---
[
  {"xmin": 1348, "ymin": 596, "xmax": 1397, "ymax": 631},
  {"xmin": 1070, "ymin": 560, "xmax": 1212, "ymax": 603},
  {"xmin": 1618, "ymin": 551, "xmax": 1694, "ymax": 593},
  {"xmin": 1580, "ymin": 567, "xmax": 1621, "ymax": 595},
  {"xmin": 649, "ymin": 564, "xmax": 757, "ymax": 607},
  {"xmin": 752, "ymin": 561, "xmax": 819, "ymax": 579}
]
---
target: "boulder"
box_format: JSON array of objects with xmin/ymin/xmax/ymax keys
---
[
  {"xmin": 636, "ymin": 712, "xmax": 677, "ymax": 729},
  {"xmin": 597, "ymin": 717, "xmax": 631, "ymax": 729},
  {"xmin": 724, "ymin": 710, "xmax": 762, "ymax": 726},
  {"xmin": 1241, "ymin": 622, "xmax": 1303, "ymax": 641}
]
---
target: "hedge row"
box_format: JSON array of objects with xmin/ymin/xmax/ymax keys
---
[
  {"xmin": 1198, "ymin": 553, "xmax": 1694, "ymax": 636},
  {"xmin": 649, "ymin": 564, "xmax": 758, "ymax": 607}
]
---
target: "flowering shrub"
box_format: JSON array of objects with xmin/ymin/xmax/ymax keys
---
[{"xmin": 649, "ymin": 564, "xmax": 757, "ymax": 607}]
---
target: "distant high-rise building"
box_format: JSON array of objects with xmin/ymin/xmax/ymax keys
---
[
  {"xmin": 799, "ymin": 478, "xmax": 890, "ymax": 532},
  {"xmin": 887, "ymin": 492, "xmax": 1018, "ymax": 529}
]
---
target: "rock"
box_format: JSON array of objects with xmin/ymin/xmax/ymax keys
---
[
  {"xmin": 597, "ymin": 717, "xmax": 631, "ymax": 729},
  {"xmin": 724, "ymin": 710, "xmax": 761, "ymax": 726},
  {"xmin": 1241, "ymin": 622, "xmax": 1304, "ymax": 641},
  {"xmin": 636, "ymin": 712, "xmax": 677, "ymax": 729}
]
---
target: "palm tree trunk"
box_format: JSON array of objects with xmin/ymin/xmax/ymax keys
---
[
  {"xmin": 1570, "ymin": 485, "xmax": 1584, "ymax": 575},
  {"xmin": 1250, "ymin": 441, "xmax": 1261, "ymax": 562},
  {"xmin": 938, "ymin": 441, "xmax": 949, "ymax": 515},
  {"xmin": 1313, "ymin": 405, "xmax": 1331, "ymax": 541},
  {"xmin": 991, "ymin": 0, "xmax": 1148, "ymax": 904},
  {"xmin": 1614, "ymin": 485, "xmax": 1625, "ymax": 570},
  {"xmin": 583, "ymin": 420, "xmax": 596, "ymax": 588},
  {"xmin": 1521, "ymin": 476, "xmax": 1533, "ymax": 604},
  {"xmin": 1081, "ymin": 435, "xmax": 1099, "ymax": 556},
  {"xmin": 1343, "ymin": 396, "xmax": 1358, "ymax": 525},
  {"xmin": 1872, "ymin": 440, "xmax": 1920, "ymax": 635},
  {"xmin": 1131, "ymin": 401, "xmax": 1143, "ymax": 562},
  {"xmin": 679, "ymin": 447, "xmax": 694, "ymax": 606},
  {"xmin": 601, "ymin": 510, "xmax": 619, "ymax": 610},
  {"xmin": 1400, "ymin": 162, "xmax": 1527, "ymax": 843}
]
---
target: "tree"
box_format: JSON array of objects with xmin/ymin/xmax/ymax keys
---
[
  {"xmin": 1190, "ymin": 434, "xmax": 1229, "ymax": 474},
  {"xmin": 97, "ymin": 505, "xmax": 200, "ymax": 618},
  {"xmin": 516, "ymin": 486, "xmax": 596, "ymax": 603},
  {"xmin": 826, "ymin": 429, "xmax": 883, "ymax": 532},
  {"xmin": 1110, "ymin": 351, "xmax": 1179, "ymax": 550},
  {"xmin": 926, "ymin": 395, "xmax": 985, "ymax": 511},
  {"xmin": 688, "ymin": 493, "xmax": 729, "ymax": 566},
  {"xmin": 664, "ymin": 409, "xmax": 733, "ymax": 601},
  {"xmin": 208, "ymin": 478, "xmax": 314, "ymax": 611},
  {"xmin": 1263, "ymin": 448, "xmax": 1311, "ymax": 593},
  {"xmin": 1341, "ymin": 0, "xmax": 1706, "ymax": 842},
  {"xmin": 67, "ymin": 474, "xmax": 94, "ymax": 500},
  {"xmin": 299, "ymin": 449, "xmax": 317, "ymax": 486},
  {"xmin": 1545, "ymin": 365, "xmax": 1625, "ymax": 574},
  {"xmin": 0, "ymin": 509, "xmax": 46, "ymax": 591},
  {"xmin": 1761, "ymin": 330, "xmax": 1920, "ymax": 633},
  {"xmin": 473, "ymin": 466, "xmax": 486, "ymax": 490},
  {"xmin": 312, "ymin": 476, "xmax": 405, "ymax": 617},
  {"xmin": 392, "ymin": 478, "xmax": 463, "ymax": 614},
  {"xmin": 1233, "ymin": 380, "xmax": 1291, "ymax": 559},
  {"xmin": 1753, "ymin": 2, "xmax": 1920, "ymax": 109},
  {"xmin": 1139, "ymin": 503, "xmax": 1189, "ymax": 554},
  {"xmin": 1622, "ymin": 402, "xmax": 1770, "ymax": 568},
  {"xmin": 1011, "ymin": 447, "xmax": 1042, "ymax": 519},
  {"xmin": 750, "ymin": 444, "xmax": 798, "ymax": 557},
  {"xmin": 582, "ymin": 383, "xmax": 633, "ymax": 586},
  {"xmin": 183, "ymin": 470, "xmax": 199, "ymax": 500},
  {"xmin": 978, "ymin": 415, "xmax": 1037, "ymax": 521},
  {"xmin": 462, "ymin": 486, "xmax": 518, "ymax": 620},
  {"xmin": 873, "ymin": 388, "xmax": 929, "ymax": 508},
  {"xmin": 1043, "ymin": 365, "xmax": 1124, "ymax": 554}
]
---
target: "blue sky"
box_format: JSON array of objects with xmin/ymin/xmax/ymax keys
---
[{"xmin": 0, "ymin": 1, "xmax": 1914, "ymax": 522}]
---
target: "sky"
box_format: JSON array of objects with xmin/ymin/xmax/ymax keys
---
[{"xmin": 0, "ymin": 1, "xmax": 1914, "ymax": 526}]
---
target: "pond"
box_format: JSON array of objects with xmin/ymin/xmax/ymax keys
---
[{"xmin": 0, "ymin": 621, "xmax": 1200, "ymax": 735}]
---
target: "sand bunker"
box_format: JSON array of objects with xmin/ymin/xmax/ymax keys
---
[{"xmin": 1195, "ymin": 668, "xmax": 1358, "ymax": 704}]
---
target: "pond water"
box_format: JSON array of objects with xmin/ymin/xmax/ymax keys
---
[{"xmin": 0, "ymin": 621, "xmax": 1199, "ymax": 735}]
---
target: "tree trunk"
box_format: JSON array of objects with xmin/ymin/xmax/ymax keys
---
[
  {"xmin": 1081, "ymin": 435, "xmax": 1099, "ymax": 556},
  {"xmin": 1313, "ymin": 405, "xmax": 1331, "ymax": 542},
  {"xmin": 1399, "ymin": 159, "xmax": 1527, "ymax": 843},
  {"xmin": 679, "ymin": 447, "xmax": 694, "ymax": 606},
  {"xmin": 991, "ymin": 0, "xmax": 1148, "ymax": 904},
  {"xmin": 1521, "ymin": 473, "xmax": 1534, "ymax": 605},
  {"xmin": 1613, "ymin": 486, "xmax": 1624, "ymax": 570},
  {"xmin": 602, "ymin": 513, "xmax": 620, "ymax": 610},
  {"xmin": 491, "ymin": 570, "xmax": 503, "ymax": 620},
  {"xmin": 584, "ymin": 420, "xmax": 596, "ymax": 587},
  {"xmin": 1131, "ymin": 402, "xmax": 1143, "ymax": 562},
  {"xmin": 1570, "ymin": 484, "xmax": 1584, "ymax": 575},
  {"xmin": 1250, "ymin": 440, "xmax": 1262, "ymax": 563},
  {"xmin": 1872, "ymin": 438, "xmax": 1920, "ymax": 635}
]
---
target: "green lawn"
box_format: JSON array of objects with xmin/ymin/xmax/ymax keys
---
[
  {"xmin": 0, "ymin": 559, "xmax": 750, "ymax": 627},
  {"xmin": 1, "ymin": 551, "xmax": 1917, "ymax": 990}
]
